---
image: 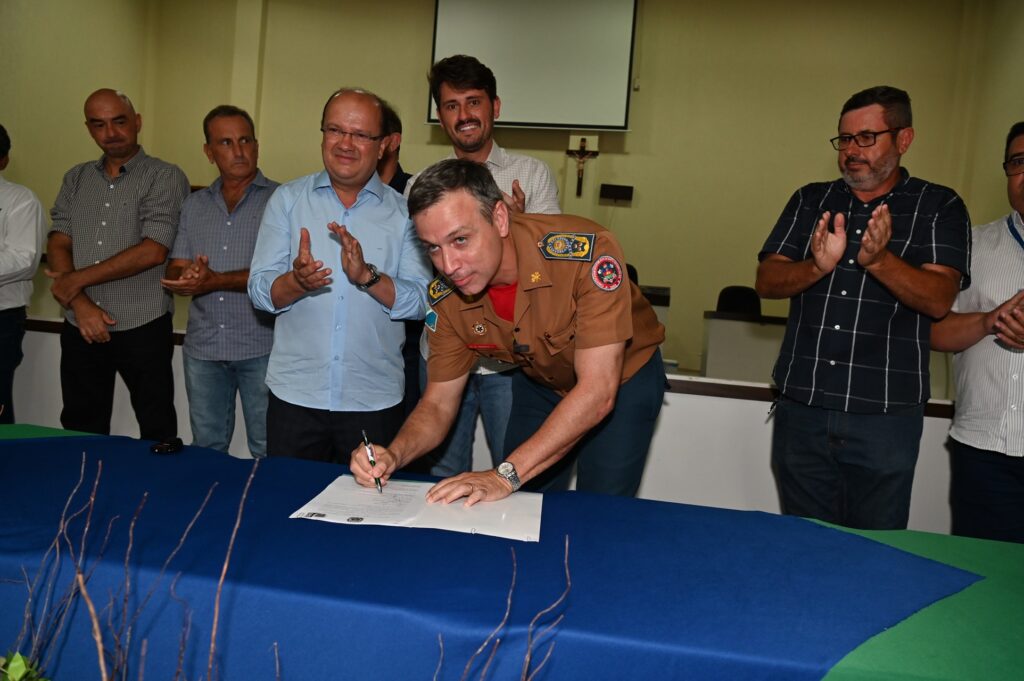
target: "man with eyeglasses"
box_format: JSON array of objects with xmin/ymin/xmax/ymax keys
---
[
  {"xmin": 931, "ymin": 121, "xmax": 1024, "ymax": 543},
  {"xmin": 248, "ymin": 88, "xmax": 431, "ymax": 461},
  {"xmin": 755, "ymin": 85, "xmax": 971, "ymax": 530}
]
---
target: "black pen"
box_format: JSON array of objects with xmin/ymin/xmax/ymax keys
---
[{"xmin": 361, "ymin": 429, "xmax": 383, "ymax": 494}]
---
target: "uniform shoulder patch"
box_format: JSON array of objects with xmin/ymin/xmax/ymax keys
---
[
  {"xmin": 427, "ymin": 276, "xmax": 454, "ymax": 306},
  {"xmin": 591, "ymin": 255, "xmax": 623, "ymax": 291},
  {"xmin": 538, "ymin": 231, "xmax": 595, "ymax": 262}
]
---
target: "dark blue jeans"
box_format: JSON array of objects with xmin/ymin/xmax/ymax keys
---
[
  {"xmin": 504, "ymin": 349, "xmax": 665, "ymax": 497},
  {"xmin": 949, "ymin": 437, "xmax": 1024, "ymax": 543},
  {"xmin": 771, "ymin": 397, "xmax": 923, "ymax": 530},
  {"xmin": 0, "ymin": 306, "xmax": 26, "ymax": 424}
]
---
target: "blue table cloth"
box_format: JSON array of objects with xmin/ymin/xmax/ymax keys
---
[{"xmin": 0, "ymin": 435, "xmax": 979, "ymax": 680}]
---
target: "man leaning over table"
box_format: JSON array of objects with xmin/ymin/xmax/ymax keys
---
[
  {"xmin": 162, "ymin": 105, "xmax": 278, "ymax": 457},
  {"xmin": 931, "ymin": 120, "xmax": 1024, "ymax": 544},
  {"xmin": 407, "ymin": 54, "xmax": 562, "ymax": 479},
  {"xmin": 247, "ymin": 87, "xmax": 431, "ymax": 462},
  {"xmin": 47, "ymin": 88, "xmax": 189, "ymax": 440},
  {"xmin": 350, "ymin": 158, "xmax": 665, "ymax": 505},
  {"xmin": 755, "ymin": 85, "xmax": 971, "ymax": 530}
]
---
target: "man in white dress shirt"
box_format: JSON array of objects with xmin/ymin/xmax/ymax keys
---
[
  {"xmin": 0, "ymin": 124, "xmax": 45, "ymax": 423},
  {"xmin": 932, "ymin": 120, "xmax": 1024, "ymax": 543}
]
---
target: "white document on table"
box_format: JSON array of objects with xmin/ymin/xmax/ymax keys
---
[{"xmin": 290, "ymin": 475, "xmax": 543, "ymax": 542}]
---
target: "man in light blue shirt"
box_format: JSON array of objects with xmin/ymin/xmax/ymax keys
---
[{"xmin": 248, "ymin": 88, "xmax": 431, "ymax": 462}]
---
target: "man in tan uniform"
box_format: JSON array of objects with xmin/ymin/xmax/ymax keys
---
[{"xmin": 350, "ymin": 159, "xmax": 665, "ymax": 504}]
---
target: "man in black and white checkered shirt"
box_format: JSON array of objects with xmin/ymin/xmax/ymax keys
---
[
  {"xmin": 756, "ymin": 86, "xmax": 971, "ymax": 530},
  {"xmin": 46, "ymin": 88, "xmax": 189, "ymax": 441}
]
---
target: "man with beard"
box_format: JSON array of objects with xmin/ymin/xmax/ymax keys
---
[
  {"xmin": 755, "ymin": 86, "xmax": 971, "ymax": 530},
  {"xmin": 408, "ymin": 54, "xmax": 561, "ymax": 479}
]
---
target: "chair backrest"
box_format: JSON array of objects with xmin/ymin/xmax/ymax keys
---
[{"xmin": 716, "ymin": 285, "xmax": 761, "ymax": 316}]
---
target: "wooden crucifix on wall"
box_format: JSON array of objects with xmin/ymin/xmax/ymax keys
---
[{"xmin": 566, "ymin": 137, "xmax": 599, "ymax": 197}]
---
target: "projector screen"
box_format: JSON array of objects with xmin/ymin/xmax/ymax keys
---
[{"xmin": 429, "ymin": 0, "xmax": 637, "ymax": 130}]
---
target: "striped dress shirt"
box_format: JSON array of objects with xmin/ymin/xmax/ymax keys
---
[
  {"xmin": 760, "ymin": 169, "xmax": 971, "ymax": 413},
  {"xmin": 950, "ymin": 212, "xmax": 1024, "ymax": 456}
]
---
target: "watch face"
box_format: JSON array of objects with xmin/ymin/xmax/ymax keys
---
[{"xmin": 498, "ymin": 462, "xmax": 513, "ymax": 476}]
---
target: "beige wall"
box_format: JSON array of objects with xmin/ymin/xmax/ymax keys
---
[{"xmin": 4, "ymin": 0, "xmax": 1023, "ymax": 369}]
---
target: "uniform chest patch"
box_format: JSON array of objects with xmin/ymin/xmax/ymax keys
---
[
  {"xmin": 538, "ymin": 232, "xmax": 595, "ymax": 261},
  {"xmin": 427, "ymin": 276, "xmax": 453, "ymax": 306},
  {"xmin": 591, "ymin": 255, "xmax": 623, "ymax": 291}
]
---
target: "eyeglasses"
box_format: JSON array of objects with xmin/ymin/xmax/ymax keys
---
[
  {"xmin": 1003, "ymin": 157, "xmax": 1024, "ymax": 177},
  {"xmin": 320, "ymin": 126, "xmax": 384, "ymax": 144},
  {"xmin": 830, "ymin": 128, "xmax": 903, "ymax": 151}
]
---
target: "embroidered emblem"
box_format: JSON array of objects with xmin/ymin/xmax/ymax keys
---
[
  {"xmin": 538, "ymin": 232, "xmax": 595, "ymax": 262},
  {"xmin": 531, "ymin": 271, "xmax": 541, "ymax": 283},
  {"xmin": 425, "ymin": 308, "xmax": 438, "ymax": 333},
  {"xmin": 591, "ymin": 255, "xmax": 623, "ymax": 291},
  {"xmin": 473, "ymin": 322, "xmax": 487, "ymax": 335},
  {"xmin": 427, "ymin": 276, "xmax": 453, "ymax": 306}
]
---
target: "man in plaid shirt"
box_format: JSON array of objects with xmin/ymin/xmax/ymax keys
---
[{"xmin": 756, "ymin": 86, "xmax": 971, "ymax": 529}]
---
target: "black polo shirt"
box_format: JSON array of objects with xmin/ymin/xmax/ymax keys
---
[{"xmin": 759, "ymin": 168, "xmax": 971, "ymax": 413}]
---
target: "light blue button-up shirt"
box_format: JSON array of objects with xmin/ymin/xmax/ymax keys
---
[{"xmin": 248, "ymin": 171, "xmax": 431, "ymax": 411}]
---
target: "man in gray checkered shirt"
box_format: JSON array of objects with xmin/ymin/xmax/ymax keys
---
[
  {"xmin": 162, "ymin": 105, "xmax": 278, "ymax": 457},
  {"xmin": 47, "ymin": 88, "xmax": 190, "ymax": 441}
]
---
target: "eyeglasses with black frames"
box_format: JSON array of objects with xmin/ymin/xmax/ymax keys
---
[
  {"xmin": 1003, "ymin": 157, "xmax": 1024, "ymax": 177},
  {"xmin": 830, "ymin": 128, "xmax": 903, "ymax": 151},
  {"xmin": 320, "ymin": 126, "xmax": 384, "ymax": 144}
]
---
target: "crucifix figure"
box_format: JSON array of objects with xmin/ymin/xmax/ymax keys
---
[{"xmin": 565, "ymin": 137, "xmax": 599, "ymax": 197}]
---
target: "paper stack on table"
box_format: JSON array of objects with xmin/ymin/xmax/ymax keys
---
[{"xmin": 291, "ymin": 475, "xmax": 543, "ymax": 542}]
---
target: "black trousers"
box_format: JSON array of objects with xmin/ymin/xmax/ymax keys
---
[
  {"xmin": 950, "ymin": 437, "xmax": 1024, "ymax": 543},
  {"xmin": 59, "ymin": 313, "xmax": 177, "ymax": 440},
  {"xmin": 266, "ymin": 391, "xmax": 405, "ymax": 464},
  {"xmin": 0, "ymin": 306, "xmax": 27, "ymax": 424}
]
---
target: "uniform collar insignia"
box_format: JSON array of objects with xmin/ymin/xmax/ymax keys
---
[{"xmin": 427, "ymin": 276, "xmax": 454, "ymax": 306}]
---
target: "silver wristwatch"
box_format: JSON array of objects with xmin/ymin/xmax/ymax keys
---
[
  {"xmin": 495, "ymin": 461, "xmax": 521, "ymax": 492},
  {"xmin": 356, "ymin": 263, "xmax": 381, "ymax": 291}
]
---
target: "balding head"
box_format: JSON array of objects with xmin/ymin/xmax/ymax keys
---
[{"xmin": 84, "ymin": 88, "xmax": 141, "ymax": 162}]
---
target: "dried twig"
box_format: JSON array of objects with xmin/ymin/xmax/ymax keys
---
[
  {"xmin": 477, "ymin": 638, "xmax": 501, "ymax": 681},
  {"xmin": 207, "ymin": 460, "xmax": 259, "ymax": 681},
  {"xmin": 77, "ymin": 571, "xmax": 109, "ymax": 681},
  {"xmin": 433, "ymin": 633, "xmax": 445, "ymax": 681},
  {"xmin": 460, "ymin": 547, "xmax": 517, "ymax": 681},
  {"xmin": 19, "ymin": 453, "xmax": 88, "ymax": 658},
  {"xmin": 169, "ymin": 574, "xmax": 192, "ymax": 681},
  {"xmin": 520, "ymin": 536, "xmax": 571, "ymax": 680},
  {"xmin": 137, "ymin": 638, "xmax": 147, "ymax": 681},
  {"xmin": 128, "ymin": 484, "xmax": 217, "ymax": 632}
]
